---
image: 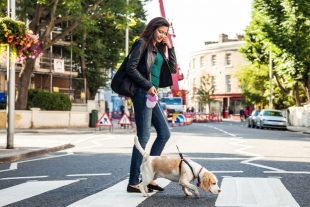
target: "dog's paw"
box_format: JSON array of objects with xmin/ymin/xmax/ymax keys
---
[{"xmin": 185, "ymin": 192, "xmax": 193, "ymax": 196}]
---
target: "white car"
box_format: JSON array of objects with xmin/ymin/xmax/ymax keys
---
[{"xmin": 256, "ymin": 109, "xmax": 287, "ymax": 130}]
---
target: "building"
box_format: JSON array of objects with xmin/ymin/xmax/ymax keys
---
[
  {"xmin": 0, "ymin": 28, "xmax": 81, "ymax": 106},
  {"xmin": 187, "ymin": 33, "xmax": 248, "ymax": 117}
]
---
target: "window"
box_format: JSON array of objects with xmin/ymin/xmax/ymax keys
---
[
  {"xmin": 200, "ymin": 56, "xmax": 205, "ymax": 68},
  {"xmin": 226, "ymin": 75, "xmax": 231, "ymax": 92},
  {"xmin": 226, "ymin": 54, "xmax": 232, "ymax": 65},
  {"xmin": 192, "ymin": 78, "xmax": 196, "ymax": 93},
  {"xmin": 192, "ymin": 58, "xmax": 196, "ymax": 69},
  {"xmin": 212, "ymin": 76, "xmax": 216, "ymax": 92},
  {"xmin": 211, "ymin": 55, "xmax": 216, "ymax": 66}
]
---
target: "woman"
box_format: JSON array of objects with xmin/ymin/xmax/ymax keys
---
[{"xmin": 126, "ymin": 17, "xmax": 177, "ymax": 193}]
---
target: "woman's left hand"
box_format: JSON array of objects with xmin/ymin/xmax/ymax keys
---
[{"xmin": 162, "ymin": 36, "xmax": 172, "ymax": 49}]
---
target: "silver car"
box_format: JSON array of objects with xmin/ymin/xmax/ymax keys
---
[
  {"xmin": 247, "ymin": 110, "xmax": 260, "ymax": 128},
  {"xmin": 256, "ymin": 109, "xmax": 287, "ymax": 130}
]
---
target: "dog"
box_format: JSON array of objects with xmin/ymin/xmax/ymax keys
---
[{"xmin": 134, "ymin": 136, "xmax": 221, "ymax": 197}]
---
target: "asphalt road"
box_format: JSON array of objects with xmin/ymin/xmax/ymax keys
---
[{"xmin": 0, "ymin": 122, "xmax": 309, "ymax": 207}]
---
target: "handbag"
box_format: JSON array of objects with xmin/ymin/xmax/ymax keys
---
[
  {"xmin": 111, "ymin": 55, "xmax": 137, "ymax": 97},
  {"xmin": 111, "ymin": 40, "xmax": 145, "ymax": 97}
]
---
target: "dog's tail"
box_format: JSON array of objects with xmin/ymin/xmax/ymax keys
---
[{"xmin": 134, "ymin": 136, "xmax": 148, "ymax": 159}]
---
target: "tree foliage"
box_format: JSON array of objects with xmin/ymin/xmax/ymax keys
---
[
  {"xmin": 196, "ymin": 74, "xmax": 216, "ymax": 112},
  {"xmin": 2, "ymin": 0, "xmax": 147, "ymax": 109},
  {"xmin": 239, "ymin": 0, "xmax": 310, "ymax": 106},
  {"xmin": 235, "ymin": 64, "xmax": 300, "ymax": 109},
  {"xmin": 71, "ymin": 0, "xmax": 146, "ymax": 99}
]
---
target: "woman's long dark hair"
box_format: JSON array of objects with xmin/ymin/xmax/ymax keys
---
[{"xmin": 140, "ymin": 17, "xmax": 170, "ymax": 54}]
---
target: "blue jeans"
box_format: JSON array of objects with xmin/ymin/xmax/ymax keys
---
[{"xmin": 129, "ymin": 87, "xmax": 171, "ymax": 185}]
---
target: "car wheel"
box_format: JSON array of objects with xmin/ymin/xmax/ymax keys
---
[
  {"xmin": 251, "ymin": 121, "xmax": 255, "ymax": 128},
  {"xmin": 259, "ymin": 123, "xmax": 264, "ymax": 129},
  {"xmin": 248, "ymin": 121, "xmax": 251, "ymax": 128}
]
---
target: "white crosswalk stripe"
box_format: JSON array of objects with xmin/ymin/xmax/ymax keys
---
[
  {"xmin": 0, "ymin": 180, "xmax": 79, "ymax": 206},
  {"xmin": 215, "ymin": 177, "xmax": 300, "ymax": 207},
  {"xmin": 0, "ymin": 177, "xmax": 301, "ymax": 207},
  {"xmin": 67, "ymin": 178, "xmax": 170, "ymax": 207}
]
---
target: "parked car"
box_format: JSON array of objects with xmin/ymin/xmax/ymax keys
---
[
  {"xmin": 256, "ymin": 109, "xmax": 287, "ymax": 130},
  {"xmin": 247, "ymin": 110, "xmax": 260, "ymax": 128}
]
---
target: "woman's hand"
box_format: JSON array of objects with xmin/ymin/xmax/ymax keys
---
[
  {"xmin": 147, "ymin": 86, "xmax": 157, "ymax": 96},
  {"xmin": 162, "ymin": 36, "xmax": 172, "ymax": 49}
]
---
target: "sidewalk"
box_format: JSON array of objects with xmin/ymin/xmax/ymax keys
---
[
  {"xmin": 222, "ymin": 118, "xmax": 310, "ymax": 134},
  {"xmin": 0, "ymin": 120, "xmax": 309, "ymax": 164},
  {"xmin": 0, "ymin": 119, "xmax": 135, "ymax": 164}
]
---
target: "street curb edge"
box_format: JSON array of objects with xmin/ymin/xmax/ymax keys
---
[{"xmin": 0, "ymin": 143, "xmax": 74, "ymax": 164}]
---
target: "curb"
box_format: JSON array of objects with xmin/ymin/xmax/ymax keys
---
[
  {"xmin": 0, "ymin": 143, "xmax": 74, "ymax": 164},
  {"xmin": 286, "ymin": 128, "xmax": 310, "ymax": 135},
  {"xmin": 0, "ymin": 129, "xmax": 135, "ymax": 135}
]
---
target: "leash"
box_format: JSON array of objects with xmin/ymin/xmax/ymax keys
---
[{"xmin": 172, "ymin": 136, "xmax": 198, "ymax": 185}]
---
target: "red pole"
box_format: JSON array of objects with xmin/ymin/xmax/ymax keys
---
[
  {"xmin": 158, "ymin": 0, "xmax": 183, "ymax": 96},
  {"xmin": 159, "ymin": 0, "xmax": 166, "ymax": 18}
]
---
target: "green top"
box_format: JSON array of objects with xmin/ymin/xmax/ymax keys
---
[{"xmin": 151, "ymin": 49, "xmax": 164, "ymax": 89}]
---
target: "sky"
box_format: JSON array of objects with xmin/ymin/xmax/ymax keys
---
[{"xmin": 143, "ymin": 0, "xmax": 253, "ymax": 87}]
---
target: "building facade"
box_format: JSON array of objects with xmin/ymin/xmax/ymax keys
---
[
  {"xmin": 187, "ymin": 34, "xmax": 248, "ymax": 117},
  {"xmin": 0, "ymin": 28, "xmax": 81, "ymax": 106}
]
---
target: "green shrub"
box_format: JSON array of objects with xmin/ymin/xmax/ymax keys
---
[
  {"xmin": 27, "ymin": 89, "xmax": 72, "ymax": 111},
  {"xmin": 27, "ymin": 89, "xmax": 44, "ymax": 110}
]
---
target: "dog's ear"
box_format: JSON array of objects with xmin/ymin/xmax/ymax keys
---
[{"xmin": 201, "ymin": 172, "xmax": 210, "ymax": 191}]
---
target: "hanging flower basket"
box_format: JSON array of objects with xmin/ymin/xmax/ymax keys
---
[{"xmin": 0, "ymin": 17, "xmax": 41, "ymax": 63}]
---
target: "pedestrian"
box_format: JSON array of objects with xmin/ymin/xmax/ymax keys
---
[
  {"xmin": 186, "ymin": 106, "xmax": 190, "ymax": 112},
  {"xmin": 239, "ymin": 108, "xmax": 245, "ymax": 122},
  {"xmin": 120, "ymin": 104, "xmax": 125, "ymax": 127},
  {"xmin": 244, "ymin": 108, "xmax": 249, "ymax": 120},
  {"xmin": 229, "ymin": 108, "xmax": 233, "ymax": 120},
  {"xmin": 190, "ymin": 106, "xmax": 194, "ymax": 113},
  {"xmin": 126, "ymin": 17, "xmax": 177, "ymax": 193},
  {"xmin": 120, "ymin": 104, "xmax": 125, "ymax": 116}
]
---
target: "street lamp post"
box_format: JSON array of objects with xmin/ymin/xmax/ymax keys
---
[
  {"xmin": 269, "ymin": 49, "xmax": 272, "ymax": 109},
  {"xmin": 6, "ymin": 0, "xmax": 16, "ymax": 149}
]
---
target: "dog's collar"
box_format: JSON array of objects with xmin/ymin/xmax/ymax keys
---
[{"xmin": 196, "ymin": 167, "xmax": 203, "ymax": 187}]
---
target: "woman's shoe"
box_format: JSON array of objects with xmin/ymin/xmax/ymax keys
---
[
  {"xmin": 147, "ymin": 183, "xmax": 164, "ymax": 191},
  {"xmin": 127, "ymin": 185, "xmax": 153, "ymax": 193}
]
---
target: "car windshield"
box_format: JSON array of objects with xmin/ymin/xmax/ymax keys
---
[
  {"xmin": 253, "ymin": 110, "xmax": 260, "ymax": 116},
  {"xmin": 263, "ymin": 111, "xmax": 283, "ymax": 117}
]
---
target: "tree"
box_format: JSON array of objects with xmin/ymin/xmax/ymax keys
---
[
  {"xmin": 196, "ymin": 74, "xmax": 216, "ymax": 113},
  {"xmin": 235, "ymin": 64, "xmax": 302, "ymax": 109},
  {"xmin": 239, "ymin": 0, "xmax": 310, "ymax": 106},
  {"xmin": 71, "ymin": 0, "xmax": 146, "ymax": 99},
  {"xmin": 2, "ymin": 0, "xmax": 145, "ymax": 109},
  {"xmin": 235, "ymin": 65, "xmax": 269, "ymax": 107}
]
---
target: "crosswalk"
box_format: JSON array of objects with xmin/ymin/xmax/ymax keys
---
[
  {"xmin": 68, "ymin": 178, "xmax": 170, "ymax": 207},
  {"xmin": 0, "ymin": 177, "xmax": 300, "ymax": 207},
  {"xmin": 0, "ymin": 180, "xmax": 79, "ymax": 206}
]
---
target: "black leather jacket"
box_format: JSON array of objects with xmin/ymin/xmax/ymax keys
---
[{"xmin": 126, "ymin": 38, "xmax": 177, "ymax": 92}]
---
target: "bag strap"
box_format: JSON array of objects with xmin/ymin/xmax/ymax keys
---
[{"xmin": 127, "ymin": 39, "xmax": 147, "ymax": 57}]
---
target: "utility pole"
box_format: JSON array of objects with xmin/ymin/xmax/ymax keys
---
[
  {"xmin": 269, "ymin": 49, "xmax": 272, "ymax": 109},
  {"xmin": 6, "ymin": 0, "xmax": 16, "ymax": 149}
]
